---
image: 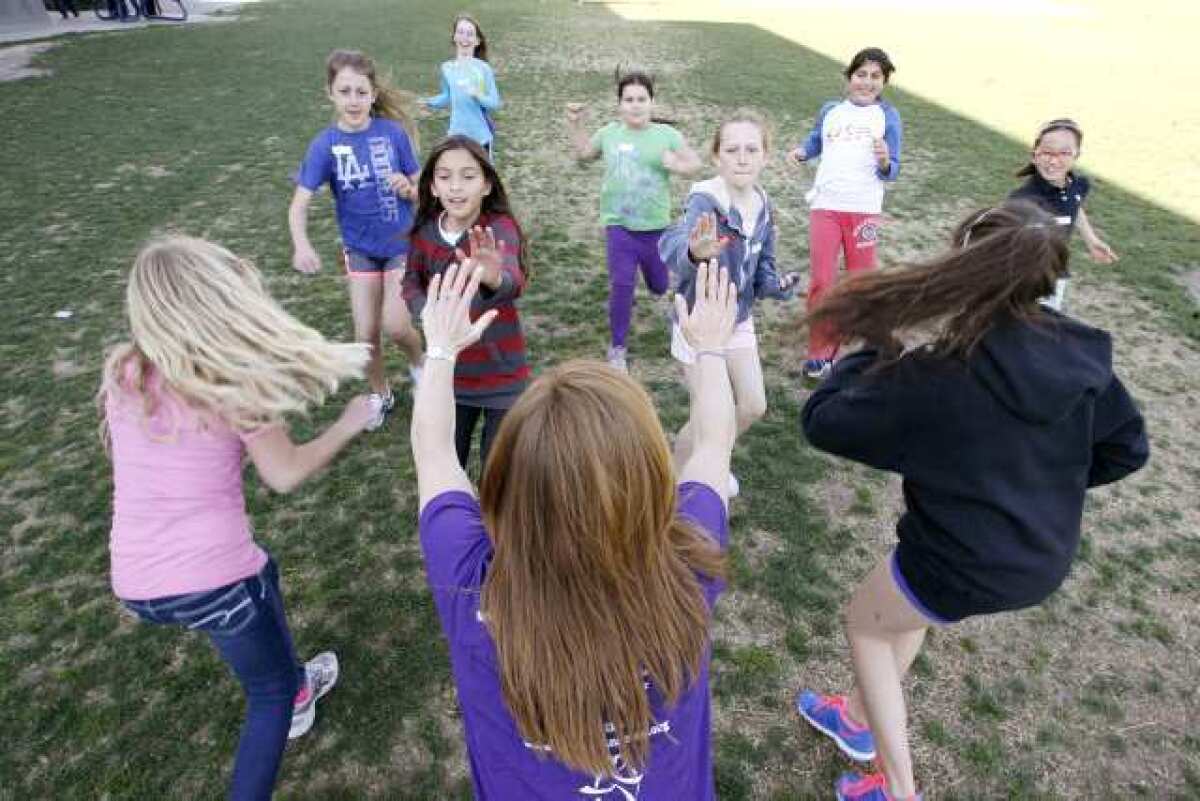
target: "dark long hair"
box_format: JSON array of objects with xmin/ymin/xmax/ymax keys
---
[
  {"xmin": 451, "ymin": 12, "xmax": 488, "ymax": 61},
  {"xmin": 804, "ymin": 200, "xmax": 1069, "ymax": 363},
  {"xmin": 614, "ymin": 68, "xmax": 675, "ymax": 126},
  {"xmin": 412, "ymin": 136, "xmax": 530, "ymax": 278}
]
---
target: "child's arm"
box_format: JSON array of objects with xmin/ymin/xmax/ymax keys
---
[
  {"xmin": 1088, "ymin": 376, "xmax": 1148, "ymax": 487},
  {"xmin": 1075, "ymin": 207, "xmax": 1119, "ymax": 263},
  {"xmin": 476, "ymin": 63, "xmax": 501, "ymax": 111},
  {"xmin": 874, "ymin": 104, "xmax": 903, "ymax": 181},
  {"xmin": 412, "ymin": 264, "xmax": 499, "ymax": 510},
  {"xmin": 421, "ymin": 67, "xmax": 451, "ymax": 109},
  {"xmin": 677, "ymin": 262, "xmax": 738, "ymax": 505},
  {"xmin": 459, "ymin": 222, "xmax": 524, "ymax": 303},
  {"xmin": 801, "ymin": 350, "xmax": 910, "ymax": 472},
  {"xmin": 753, "ymin": 216, "xmax": 799, "ymax": 300},
  {"xmin": 564, "ymin": 104, "xmax": 601, "ymax": 161},
  {"xmin": 402, "ymin": 246, "xmax": 429, "ymax": 318},
  {"xmin": 245, "ymin": 396, "xmax": 377, "ymax": 494},
  {"xmin": 661, "ymin": 139, "xmax": 703, "ymax": 176},
  {"xmin": 786, "ymin": 102, "xmax": 833, "ymax": 166},
  {"xmin": 288, "ymin": 187, "xmax": 321, "ymax": 273},
  {"xmin": 660, "ymin": 197, "xmax": 724, "ymax": 283}
]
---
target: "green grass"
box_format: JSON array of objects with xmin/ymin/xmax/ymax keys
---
[{"xmin": 1, "ymin": 0, "xmax": 1198, "ymax": 798}]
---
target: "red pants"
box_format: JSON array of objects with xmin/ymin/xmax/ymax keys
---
[{"xmin": 807, "ymin": 209, "xmax": 881, "ymax": 360}]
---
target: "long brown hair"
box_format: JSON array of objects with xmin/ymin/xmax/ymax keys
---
[
  {"xmin": 451, "ymin": 12, "xmax": 488, "ymax": 61},
  {"xmin": 412, "ymin": 135, "xmax": 531, "ymax": 278},
  {"xmin": 325, "ymin": 49, "xmax": 420, "ymax": 151},
  {"xmin": 478, "ymin": 362, "xmax": 726, "ymax": 777},
  {"xmin": 804, "ymin": 200, "xmax": 1070, "ymax": 362}
]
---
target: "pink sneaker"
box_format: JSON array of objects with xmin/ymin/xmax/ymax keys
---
[
  {"xmin": 288, "ymin": 651, "xmax": 339, "ymax": 739},
  {"xmin": 835, "ymin": 771, "xmax": 922, "ymax": 801}
]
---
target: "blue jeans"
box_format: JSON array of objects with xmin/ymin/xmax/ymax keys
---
[{"xmin": 123, "ymin": 558, "xmax": 304, "ymax": 801}]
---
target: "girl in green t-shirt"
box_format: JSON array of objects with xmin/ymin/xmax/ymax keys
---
[{"xmin": 565, "ymin": 71, "xmax": 701, "ymax": 371}]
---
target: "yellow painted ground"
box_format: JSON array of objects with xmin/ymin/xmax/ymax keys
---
[{"xmin": 599, "ymin": 0, "xmax": 1200, "ymax": 222}]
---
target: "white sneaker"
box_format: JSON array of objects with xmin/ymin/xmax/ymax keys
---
[
  {"xmin": 289, "ymin": 651, "xmax": 339, "ymax": 739},
  {"xmin": 728, "ymin": 473, "xmax": 740, "ymax": 499},
  {"xmin": 364, "ymin": 393, "xmax": 387, "ymax": 432},
  {"xmin": 607, "ymin": 345, "xmax": 628, "ymax": 372}
]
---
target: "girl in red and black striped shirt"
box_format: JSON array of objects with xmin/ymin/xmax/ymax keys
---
[{"xmin": 404, "ymin": 135, "xmax": 530, "ymax": 469}]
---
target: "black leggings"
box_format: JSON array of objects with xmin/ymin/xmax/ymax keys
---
[{"xmin": 455, "ymin": 404, "xmax": 508, "ymax": 471}]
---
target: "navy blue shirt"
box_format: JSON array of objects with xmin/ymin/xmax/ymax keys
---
[{"xmin": 1009, "ymin": 171, "xmax": 1091, "ymax": 232}]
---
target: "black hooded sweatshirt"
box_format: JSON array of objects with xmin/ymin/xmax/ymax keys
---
[{"xmin": 802, "ymin": 312, "xmax": 1149, "ymax": 620}]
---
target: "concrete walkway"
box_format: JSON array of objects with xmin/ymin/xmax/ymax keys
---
[{"xmin": 0, "ymin": 1, "xmax": 250, "ymax": 45}]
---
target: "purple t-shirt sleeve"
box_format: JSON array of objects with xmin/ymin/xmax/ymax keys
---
[
  {"xmin": 296, "ymin": 129, "xmax": 333, "ymax": 191},
  {"xmin": 676, "ymin": 481, "xmax": 729, "ymax": 609},
  {"xmin": 419, "ymin": 491, "xmax": 493, "ymax": 641}
]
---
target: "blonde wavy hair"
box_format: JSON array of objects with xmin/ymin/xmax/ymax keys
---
[
  {"xmin": 479, "ymin": 361, "xmax": 726, "ymax": 777},
  {"xmin": 99, "ymin": 235, "xmax": 368, "ymax": 438}
]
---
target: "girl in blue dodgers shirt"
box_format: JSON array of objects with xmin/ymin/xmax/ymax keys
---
[
  {"xmin": 412, "ymin": 259, "xmax": 739, "ymax": 800},
  {"xmin": 787, "ymin": 47, "xmax": 902, "ymax": 382},
  {"xmin": 1009, "ymin": 118, "xmax": 1118, "ymax": 310},
  {"xmin": 660, "ymin": 109, "xmax": 800, "ymax": 498},
  {"xmin": 792, "ymin": 200, "xmax": 1148, "ymax": 801},
  {"xmin": 420, "ymin": 13, "xmax": 501, "ymax": 159},
  {"xmin": 290, "ymin": 49, "xmax": 424, "ymax": 429}
]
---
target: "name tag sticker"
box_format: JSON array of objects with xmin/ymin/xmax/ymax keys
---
[
  {"xmin": 617, "ymin": 143, "xmax": 636, "ymax": 153},
  {"xmin": 1054, "ymin": 215, "xmax": 1072, "ymax": 226}
]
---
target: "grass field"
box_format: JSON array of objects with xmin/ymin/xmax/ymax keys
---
[{"xmin": 1, "ymin": 0, "xmax": 1198, "ymax": 798}]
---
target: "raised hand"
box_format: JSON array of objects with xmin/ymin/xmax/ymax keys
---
[
  {"xmin": 421, "ymin": 260, "xmax": 498, "ymax": 356},
  {"xmin": 785, "ymin": 146, "xmax": 807, "ymax": 168},
  {"xmin": 338, "ymin": 394, "xmax": 381, "ymax": 434},
  {"xmin": 687, "ymin": 212, "xmax": 728, "ymax": 262},
  {"xmin": 454, "ymin": 226, "xmax": 504, "ymax": 288},
  {"xmin": 675, "ymin": 260, "xmax": 737, "ymax": 351},
  {"xmin": 564, "ymin": 102, "xmax": 588, "ymax": 126}
]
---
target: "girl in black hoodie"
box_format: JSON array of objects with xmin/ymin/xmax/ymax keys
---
[{"xmin": 793, "ymin": 200, "xmax": 1148, "ymax": 801}]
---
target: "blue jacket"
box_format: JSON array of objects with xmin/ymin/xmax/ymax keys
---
[
  {"xmin": 659, "ymin": 178, "xmax": 795, "ymax": 324},
  {"xmin": 421, "ymin": 58, "xmax": 501, "ymax": 146}
]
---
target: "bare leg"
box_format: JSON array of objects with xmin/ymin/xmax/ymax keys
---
[
  {"xmin": 381, "ymin": 268, "xmax": 424, "ymax": 366},
  {"xmin": 673, "ymin": 345, "xmax": 765, "ymax": 469},
  {"xmin": 844, "ymin": 557, "xmax": 930, "ymax": 799},
  {"xmin": 346, "ymin": 276, "xmax": 386, "ymax": 394}
]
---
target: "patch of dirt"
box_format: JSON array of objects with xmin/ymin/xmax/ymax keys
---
[{"xmin": 0, "ymin": 42, "xmax": 57, "ymax": 82}]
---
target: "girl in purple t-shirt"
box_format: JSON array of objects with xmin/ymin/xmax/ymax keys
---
[
  {"xmin": 411, "ymin": 260, "xmax": 738, "ymax": 799},
  {"xmin": 290, "ymin": 49, "xmax": 425, "ymax": 428},
  {"xmin": 100, "ymin": 235, "xmax": 378, "ymax": 801}
]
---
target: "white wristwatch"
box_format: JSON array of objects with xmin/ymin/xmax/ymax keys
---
[{"xmin": 425, "ymin": 346, "xmax": 455, "ymax": 362}]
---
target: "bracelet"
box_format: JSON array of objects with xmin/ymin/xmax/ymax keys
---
[
  {"xmin": 695, "ymin": 349, "xmax": 727, "ymax": 360},
  {"xmin": 425, "ymin": 346, "xmax": 455, "ymax": 362}
]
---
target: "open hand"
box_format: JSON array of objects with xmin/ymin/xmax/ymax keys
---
[
  {"xmin": 786, "ymin": 147, "xmax": 807, "ymax": 167},
  {"xmin": 1087, "ymin": 239, "xmax": 1119, "ymax": 264},
  {"xmin": 675, "ymin": 260, "xmax": 737, "ymax": 351},
  {"xmin": 339, "ymin": 394, "xmax": 380, "ymax": 433},
  {"xmin": 421, "ymin": 260, "xmax": 498, "ymax": 356},
  {"xmin": 688, "ymin": 212, "xmax": 728, "ymax": 262},
  {"xmin": 564, "ymin": 102, "xmax": 588, "ymax": 126},
  {"xmin": 454, "ymin": 226, "xmax": 504, "ymax": 287}
]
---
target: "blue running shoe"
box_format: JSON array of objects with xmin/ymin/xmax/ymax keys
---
[
  {"xmin": 796, "ymin": 689, "xmax": 876, "ymax": 761},
  {"xmin": 802, "ymin": 359, "xmax": 832, "ymax": 382},
  {"xmin": 835, "ymin": 771, "xmax": 922, "ymax": 801}
]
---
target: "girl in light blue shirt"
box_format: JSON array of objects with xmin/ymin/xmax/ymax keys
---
[{"xmin": 420, "ymin": 13, "xmax": 502, "ymax": 158}]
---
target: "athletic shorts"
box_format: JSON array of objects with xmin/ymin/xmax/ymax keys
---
[
  {"xmin": 670, "ymin": 318, "xmax": 756, "ymax": 365},
  {"xmin": 343, "ymin": 249, "xmax": 406, "ymax": 276}
]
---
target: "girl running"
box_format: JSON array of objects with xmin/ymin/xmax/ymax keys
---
[
  {"xmin": 101, "ymin": 236, "xmax": 378, "ymax": 801},
  {"xmin": 787, "ymin": 47, "xmax": 903, "ymax": 382},
  {"xmin": 412, "ymin": 259, "xmax": 737, "ymax": 799},
  {"xmin": 660, "ymin": 109, "xmax": 799, "ymax": 498},
  {"xmin": 403, "ymin": 135, "xmax": 530, "ymax": 470},
  {"xmin": 290, "ymin": 49, "xmax": 424, "ymax": 426},
  {"xmin": 565, "ymin": 70, "xmax": 702, "ymax": 370},
  {"xmin": 793, "ymin": 200, "xmax": 1148, "ymax": 801},
  {"xmin": 420, "ymin": 13, "xmax": 502, "ymax": 159},
  {"xmin": 1009, "ymin": 118, "xmax": 1118, "ymax": 310}
]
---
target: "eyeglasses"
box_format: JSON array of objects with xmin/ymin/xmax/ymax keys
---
[{"xmin": 1034, "ymin": 149, "xmax": 1076, "ymax": 161}]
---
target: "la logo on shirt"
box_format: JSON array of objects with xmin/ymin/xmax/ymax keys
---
[{"xmin": 332, "ymin": 145, "xmax": 372, "ymax": 191}]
